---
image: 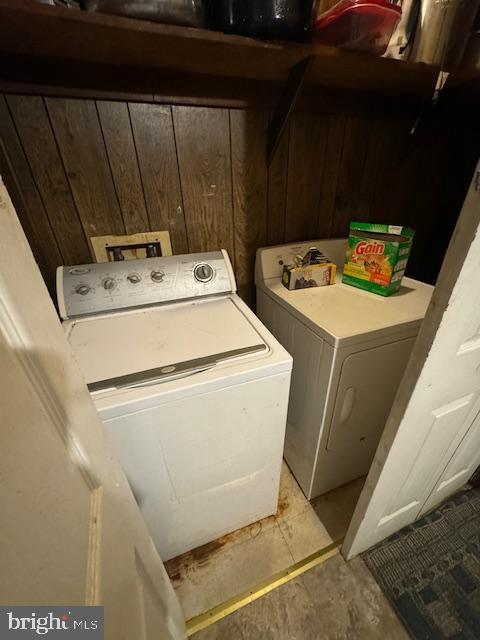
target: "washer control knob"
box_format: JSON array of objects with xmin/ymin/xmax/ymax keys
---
[
  {"xmin": 75, "ymin": 284, "xmax": 91, "ymax": 296},
  {"xmin": 151, "ymin": 270, "xmax": 165, "ymax": 283},
  {"xmin": 127, "ymin": 273, "xmax": 141, "ymax": 285},
  {"xmin": 103, "ymin": 277, "xmax": 116, "ymax": 291},
  {"xmin": 194, "ymin": 263, "xmax": 214, "ymax": 283}
]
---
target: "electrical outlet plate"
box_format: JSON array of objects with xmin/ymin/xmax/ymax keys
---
[{"xmin": 89, "ymin": 231, "xmax": 172, "ymax": 263}]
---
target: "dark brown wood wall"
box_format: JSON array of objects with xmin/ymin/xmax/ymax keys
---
[{"xmin": 0, "ymin": 93, "xmax": 474, "ymax": 307}]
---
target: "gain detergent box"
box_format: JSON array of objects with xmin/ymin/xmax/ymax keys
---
[{"xmin": 342, "ymin": 222, "xmax": 415, "ymax": 297}]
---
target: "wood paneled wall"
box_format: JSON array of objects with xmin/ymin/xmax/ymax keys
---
[{"xmin": 0, "ymin": 93, "xmax": 475, "ymax": 307}]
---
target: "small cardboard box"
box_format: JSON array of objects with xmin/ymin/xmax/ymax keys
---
[
  {"xmin": 282, "ymin": 250, "xmax": 336, "ymax": 291},
  {"xmin": 342, "ymin": 222, "xmax": 415, "ymax": 297}
]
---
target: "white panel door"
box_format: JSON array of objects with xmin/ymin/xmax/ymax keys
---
[
  {"xmin": 344, "ymin": 159, "xmax": 480, "ymax": 558},
  {"xmin": 0, "ymin": 178, "xmax": 185, "ymax": 639},
  {"xmin": 420, "ymin": 408, "xmax": 480, "ymax": 515}
]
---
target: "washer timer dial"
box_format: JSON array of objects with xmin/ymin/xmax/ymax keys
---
[{"xmin": 194, "ymin": 263, "xmax": 214, "ymax": 283}]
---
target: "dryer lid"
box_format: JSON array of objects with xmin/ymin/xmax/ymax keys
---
[{"xmin": 65, "ymin": 297, "xmax": 267, "ymax": 390}]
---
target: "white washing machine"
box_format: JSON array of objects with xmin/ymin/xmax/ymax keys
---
[
  {"xmin": 57, "ymin": 250, "xmax": 292, "ymax": 560},
  {"xmin": 255, "ymin": 239, "xmax": 433, "ymax": 499}
]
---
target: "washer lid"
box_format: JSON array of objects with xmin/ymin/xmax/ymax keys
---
[
  {"xmin": 262, "ymin": 271, "xmax": 434, "ymax": 347},
  {"xmin": 65, "ymin": 297, "xmax": 267, "ymax": 390}
]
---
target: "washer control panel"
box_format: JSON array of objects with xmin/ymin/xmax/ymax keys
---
[{"xmin": 57, "ymin": 250, "xmax": 236, "ymax": 319}]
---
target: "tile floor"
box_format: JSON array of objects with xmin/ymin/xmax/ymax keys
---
[
  {"xmin": 164, "ymin": 461, "xmax": 365, "ymax": 620},
  {"xmin": 192, "ymin": 554, "xmax": 409, "ymax": 640}
]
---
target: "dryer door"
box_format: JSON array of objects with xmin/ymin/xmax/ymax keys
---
[{"xmin": 326, "ymin": 337, "xmax": 416, "ymax": 476}]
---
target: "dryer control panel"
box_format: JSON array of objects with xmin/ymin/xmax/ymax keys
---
[{"xmin": 57, "ymin": 250, "xmax": 236, "ymax": 319}]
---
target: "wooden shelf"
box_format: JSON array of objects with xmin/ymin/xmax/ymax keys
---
[{"xmin": 0, "ymin": 0, "xmax": 441, "ymax": 107}]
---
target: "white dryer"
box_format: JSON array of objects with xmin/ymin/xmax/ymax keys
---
[
  {"xmin": 255, "ymin": 239, "xmax": 433, "ymax": 499},
  {"xmin": 57, "ymin": 250, "xmax": 292, "ymax": 560}
]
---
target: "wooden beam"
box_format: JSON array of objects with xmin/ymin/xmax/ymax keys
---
[
  {"xmin": 1, "ymin": 54, "xmax": 424, "ymax": 117},
  {"xmin": 0, "ymin": 0, "xmax": 440, "ymax": 97}
]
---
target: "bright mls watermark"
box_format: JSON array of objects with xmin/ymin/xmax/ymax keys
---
[{"xmin": 0, "ymin": 607, "xmax": 104, "ymax": 638}]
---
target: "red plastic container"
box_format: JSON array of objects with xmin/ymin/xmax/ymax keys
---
[{"xmin": 313, "ymin": 0, "xmax": 402, "ymax": 56}]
